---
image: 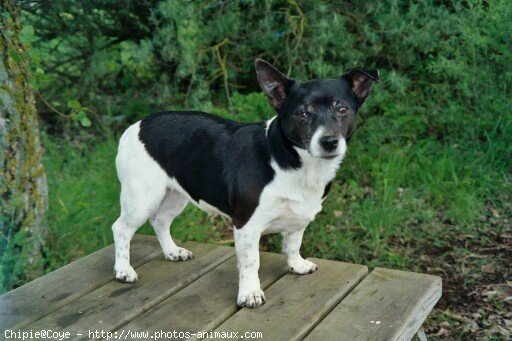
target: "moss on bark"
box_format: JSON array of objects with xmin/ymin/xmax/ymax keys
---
[{"xmin": 0, "ymin": 0, "xmax": 48, "ymax": 292}]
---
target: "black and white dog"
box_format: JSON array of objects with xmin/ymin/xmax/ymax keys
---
[{"xmin": 112, "ymin": 59, "xmax": 379, "ymax": 308}]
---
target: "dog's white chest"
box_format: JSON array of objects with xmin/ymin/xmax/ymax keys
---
[
  {"xmin": 233, "ymin": 148, "xmax": 342, "ymax": 233},
  {"xmin": 262, "ymin": 194, "xmax": 324, "ymax": 234},
  {"xmin": 254, "ymin": 153, "xmax": 339, "ymax": 234}
]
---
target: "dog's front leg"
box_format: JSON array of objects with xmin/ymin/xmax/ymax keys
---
[
  {"xmin": 234, "ymin": 226, "xmax": 265, "ymax": 308},
  {"xmin": 283, "ymin": 228, "xmax": 318, "ymax": 274}
]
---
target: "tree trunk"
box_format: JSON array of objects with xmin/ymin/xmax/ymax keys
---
[{"xmin": 0, "ymin": 0, "xmax": 48, "ymax": 292}]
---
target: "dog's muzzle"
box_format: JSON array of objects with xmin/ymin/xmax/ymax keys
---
[{"xmin": 319, "ymin": 135, "xmax": 339, "ymax": 152}]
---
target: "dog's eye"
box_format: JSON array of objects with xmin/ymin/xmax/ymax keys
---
[
  {"xmin": 332, "ymin": 101, "xmax": 348, "ymax": 116},
  {"xmin": 296, "ymin": 110, "xmax": 310, "ymax": 120},
  {"xmin": 337, "ymin": 107, "xmax": 348, "ymax": 116}
]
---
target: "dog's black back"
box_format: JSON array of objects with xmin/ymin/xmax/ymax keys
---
[{"xmin": 139, "ymin": 111, "xmax": 276, "ymax": 226}]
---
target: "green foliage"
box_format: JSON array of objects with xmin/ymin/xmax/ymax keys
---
[
  {"xmin": 18, "ymin": 24, "xmax": 34, "ymax": 44},
  {"xmin": 66, "ymin": 100, "xmax": 92, "ymax": 127},
  {"xmin": 24, "ymin": 0, "xmax": 512, "ymax": 133}
]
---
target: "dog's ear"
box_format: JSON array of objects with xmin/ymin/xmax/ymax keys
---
[
  {"xmin": 342, "ymin": 68, "xmax": 380, "ymax": 104},
  {"xmin": 255, "ymin": 59, "xmax": 294, "ymax": 110}
]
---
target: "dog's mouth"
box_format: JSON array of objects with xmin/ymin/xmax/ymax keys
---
[{"xmin": 320, "ymin": 154, "xmax": 339, "ymax": 160}]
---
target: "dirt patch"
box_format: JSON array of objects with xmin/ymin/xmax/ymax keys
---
[{"xmin": 419, "ymin": 209, "xmax": 511, "ymax": 339}]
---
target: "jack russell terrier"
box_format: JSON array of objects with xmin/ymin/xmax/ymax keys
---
[{"xmin": 112, "ymin": 59, "xmax": 380, "ymax": 308}]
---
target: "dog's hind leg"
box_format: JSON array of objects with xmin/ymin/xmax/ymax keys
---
[
  {"xmin": 149, "ymin": 190, "xmax": 194, "ymax": 261},
  {"xmin": 112, "ymin": 216, "xmax": 141, "ymax": 283},
  {"xmin": 112, "ymin": 180, "xmax": 167, "ymax": 283},
  {"xmin": 113, "ymin": 160, "xmax": 168, "ymax": 283},
  {"xmin": 113, "ymin": 121, "xmax": 172, "ymax": 283}
]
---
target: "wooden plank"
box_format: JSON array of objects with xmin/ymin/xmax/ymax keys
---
[
  {"xmin": 22, "ymin": 242, "xmax": 235, "ymax": 340},
  {"xmin": 212, "ymin": 258, "xmax": 368, "ymax": 340},
  {"xmin": 305, "ymin": 267, "xmax": 442, "ymax": 341},
  {"xmin": 116, "ymin": 251, "xmax": 289, "ymax": 340},
  {"xmin": 0, "ymin": 234, "xmax": 161, "ymax": 331}
]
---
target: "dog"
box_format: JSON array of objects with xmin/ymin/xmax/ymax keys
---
[{"xmin": 112, "ymin": 59, "xmax": 379, "ymax": 308}]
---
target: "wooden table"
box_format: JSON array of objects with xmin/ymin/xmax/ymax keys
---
[{"xmin": 0, "ymin": 235, "xmax": 441, "ymax": 340}]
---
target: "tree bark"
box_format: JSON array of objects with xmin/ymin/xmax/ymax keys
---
[{"xmin": 0, "ymin": 0, "xmax": 48, "ymax": 292}]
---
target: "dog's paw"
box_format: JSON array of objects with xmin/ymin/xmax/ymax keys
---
[
  {"xmin": 114, "ymin": 265, "xmax": 138, "ymax": 283},
  {"xmin": 289, "ymin": 258, "xmax": 318, "ymax": 275},
  {"xmin": 165, "ymin": 247, "xmax": 194, "ymax": 261},
  {"xmin": 237, "ymin": 288, "xmax": 266, "ymax": 308}
]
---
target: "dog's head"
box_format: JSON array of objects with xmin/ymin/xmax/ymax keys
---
[{"xmin": 256, "ymin": 59, "xmax": 380, "ymax": 159}]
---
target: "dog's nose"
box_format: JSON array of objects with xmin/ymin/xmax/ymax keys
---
[{"xmin": 320, "ymin": 135, "xmax": 339, "ymax": 152}]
